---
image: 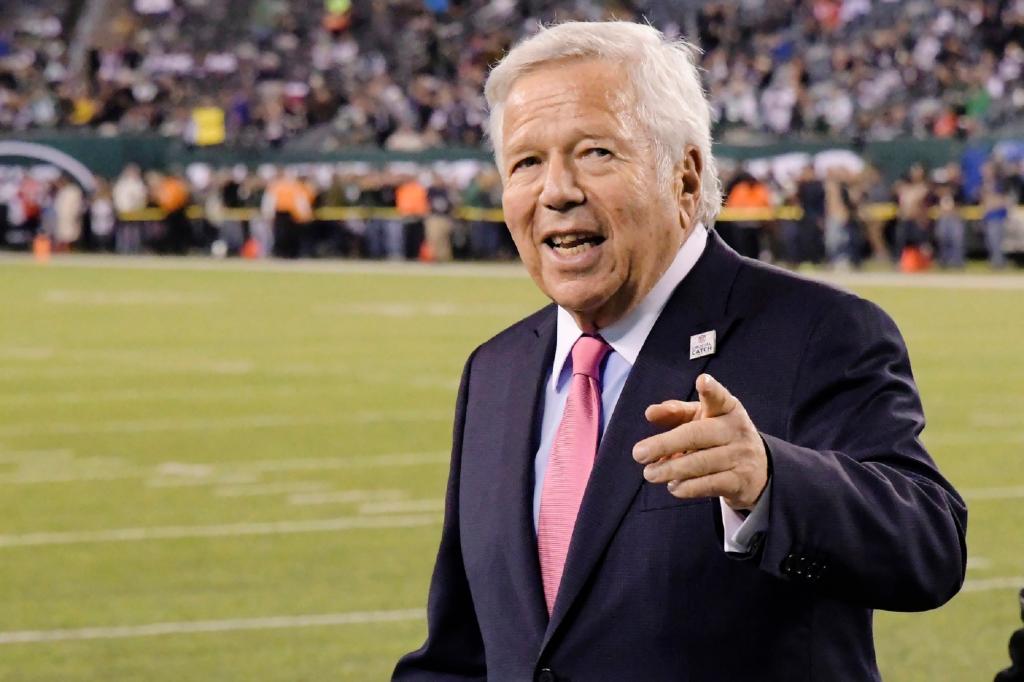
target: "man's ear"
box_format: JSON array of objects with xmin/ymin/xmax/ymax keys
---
[{"xmin": 674, "ymin": 145, "xmax": 703, "ymax": 230}]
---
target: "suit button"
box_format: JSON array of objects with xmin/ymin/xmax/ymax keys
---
[{"xmin": 537, "ymin": 668, "xmax": 557, "ymax": 682}]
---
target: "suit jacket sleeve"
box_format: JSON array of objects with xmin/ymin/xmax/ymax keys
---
[
  {"xmin": 393, "ymin": 350, "xmax": 487, "ymax": 681},
  {"xmin": 757, "ymin": 295, "xmax": 968, "ymax": 612}
]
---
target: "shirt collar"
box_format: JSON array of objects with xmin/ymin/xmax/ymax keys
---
[{"xmin": 551, "ymin": 224, "xmax": 709, "ymax": 390}]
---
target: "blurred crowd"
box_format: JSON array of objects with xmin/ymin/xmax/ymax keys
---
[
  {"xmin": 703, "ymin": 0, "xmax": 1024, "ymax": 140},
  {"xmin": 1, "ymin": 159, "xmax": 1019, "ymax": 269},
  {"xmin": 4, "ymin": 0, "xmax": 1024, "ymax": 146},
  {"xmin": 718, "ymin": 158, "xmax": 1018, "ymax": 269},
  {"xmin": 0, "ymin": 162, "xmax": 513, "ymax": 261}
]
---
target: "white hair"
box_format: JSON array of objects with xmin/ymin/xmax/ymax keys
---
[{"xmin": 484, "ymin": 21, "xmax": 722, "ymax": 226}]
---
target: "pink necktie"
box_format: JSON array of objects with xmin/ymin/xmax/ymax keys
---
[{"xmin": 537, "ymin": 334, "xmax": 611, "ymax": 615}]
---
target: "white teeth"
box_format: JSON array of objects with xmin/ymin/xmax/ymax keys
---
[
  {"xmin": 552, "ymin": 240, "xmax": 596, "ymax": 255},
  {"xmin": 550, "ymin": 233, "xmax": 594, "ymax": 246}
]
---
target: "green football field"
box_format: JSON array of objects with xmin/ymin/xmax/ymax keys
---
[{"xmin": 0, "ymin": 256, "xmax": 1021, "ymax": 681}]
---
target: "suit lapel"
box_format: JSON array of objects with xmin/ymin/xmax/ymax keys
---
[
  {"xmin": 540, "ymin": 231, "xmax": 744, "ymax": 651},
  {"xmin": 496, "ymin": 305, "xmax": 556, "ymax": 638}
]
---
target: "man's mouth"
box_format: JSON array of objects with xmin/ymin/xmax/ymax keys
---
[{"xmin": 543, "ymin": 233, "xmax": 607, "ymax": 255}]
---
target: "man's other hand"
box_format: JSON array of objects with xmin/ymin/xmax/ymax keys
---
[{"xmin": 632, "ymin": 374, "xmax": 768, "ymax": 511}]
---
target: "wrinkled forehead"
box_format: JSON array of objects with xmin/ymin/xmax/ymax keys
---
[{"xmin": 501, "ymin": 58, "xmax": 638, "ymax": 146}]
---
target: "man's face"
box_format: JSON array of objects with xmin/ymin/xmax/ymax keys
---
[{"xmin": 500, "ymin": 59, "xmax": 693, "ymax": 330}]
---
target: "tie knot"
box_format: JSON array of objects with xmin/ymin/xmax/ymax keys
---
[{"xmin": 570, "ymin": 335, "xmax": 610, "ymax": 380}]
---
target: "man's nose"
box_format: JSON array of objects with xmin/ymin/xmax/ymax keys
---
[{"xmin": 539, "ymin": 156, "xmax": 585, "ymax": 212}]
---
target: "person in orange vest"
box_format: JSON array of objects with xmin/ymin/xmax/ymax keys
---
[
  {"xmin": 396, "ymin": 174, "xmax": 429, "ymax": 260},
  {"xmin": 151, "ymin": 170, "xmax": 191, "ymax": 254},
  {"xmin": 723, "ymin": 168, "xmax": 772, "ymax": 259},
  {"xmin": 262, "ymin": 169, "xmax": 314, "ymax": 258}
]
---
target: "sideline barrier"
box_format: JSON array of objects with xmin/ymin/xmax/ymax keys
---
[{"xmin": 118, "ymin": 204, "xmax": 994, "ymax": 223}]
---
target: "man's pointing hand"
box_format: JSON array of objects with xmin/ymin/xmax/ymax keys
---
[{"xmin": 632, "ymin": 374, "xmax": 769, "ymax": 511}]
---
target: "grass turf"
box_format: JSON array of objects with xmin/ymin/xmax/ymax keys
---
[{"xmin": 0, "ymin": 258, "xmax": 1021, "ymax": 681}]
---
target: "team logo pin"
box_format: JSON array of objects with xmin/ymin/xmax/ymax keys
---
[{"xmin": 689, "ymin": 330, "xmax": 716, "ymax": 360}]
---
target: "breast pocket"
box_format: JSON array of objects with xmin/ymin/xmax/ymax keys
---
[{"xmin": 638, "ymin": 482, "xmax": 714, "ymax": 512}]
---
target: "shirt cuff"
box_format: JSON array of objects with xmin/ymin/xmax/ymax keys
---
[{"xmin": 719, "ymin": 479, "xmax": 772, "ymax": 554}]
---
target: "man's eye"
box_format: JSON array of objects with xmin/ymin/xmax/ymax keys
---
[
  {"xmin": 511, "ymin": 156, "xmax": 540, "ymax": 173},
  {"xmin": 584, "ymin": 148, "xmax": 612, "ymax": 158}
]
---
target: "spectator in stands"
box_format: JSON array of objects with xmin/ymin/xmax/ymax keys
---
[
  {"xmin": 263, "ymin": 169, "xmax": 315, "ymax": 258},
  {"xmin": 981, "ymin": 161, "xmax": 1010, "ymax": 269},
  {"xmin": 857, "ymin": 165, "xmax": 892, "ymax": 263},
  {"xmin": 209, "ymin": 167, "xmax": 247, "ymax": 253},
  {"xmin": 315, "ymin": 170, "xmax": 350, "ymax": 256},
  {"xmin": 89, "ymin": 179, "xmax": 116, "ymax": 252},
  {"xmin": 425, "ymin": 172, "xmax": 455, "ymax": 262},
  {"xmin": 935, "ymin": 182, "xmax": 966, "ymax": 269},
  {"xmin": 151, "ymin": 170, "xmax": 192, "ymax": 254},
  {"xmin": 463, "ymin": 167, "xmax": 502, "ymax": 259},
  {"xmin": 787, "ymin": 164, "xmax": 826, "ymax": 265},
  {"xmin": 15, "ymin": 174, "xmax": 43, "ymax": 237},
  {"xmin": 112, "ymin": 164, "xmax": 148, "ymax": 254},
  {"xmin": 395, "ymin": 173, "xmax": 429, "ymax": 260},
  {"xmin": 346, "ymin": 171, "xmax": 401, "ymax": 260},
  {"xmin": 824, "ymin": 169, "xmax": 851, "ymax": 266},
  {"xmin": 894, "ymin": 164, "xmax": 932, "ymax": 265},
  {"xmin": 359, "ymin": 173, "xmax": 386, "ymax": 259},
  {"xmin": 53, "ymin": 176, "xmax": 83, "ymax": 251},
  {"xmin": 722, "ymin": 169, "xmax": 772, "ymax": 259},
  {"xmin": 824, "ymin": 168, "xmax": 866, "ymax": 268}
]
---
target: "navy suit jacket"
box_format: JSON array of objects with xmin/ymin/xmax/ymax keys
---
[{"xmin": 394, "ymin": 232, "xmax": 967, "ymax": 682}]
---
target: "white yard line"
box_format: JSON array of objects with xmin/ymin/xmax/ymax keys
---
[
  {"xmin": 231, "ymin": 451, "xmax": 450, "ymax": 473},
  {"xmin": 145, "ymin": 473, "xmax": 259, "ymax": 488},
  {"xmin": 4, "ymin": 253, "xmax": 1023, "ymax": 287},
  {"xmin": 213, "ymin": 481, "xmax": 332, "ymax": 497},
  {"xmin": 358, "ymin": 499, "xmax": 446, "ymax": 515},
  {"xmin": 961, "ymin": 576, "xmax": 1024, "ymax": 593},
  {"xmin": 0, "ymin": 347, "xmax": 54, "ymax": 360},
  {"xmin": 41, "ymin": 289, "xmax": 221, "ymax": 305},
  {"xmin": 0, "ymin": 448, "xmax": 74, "ymax": 463},
  {"xmin": 821, "ymin": 272, "xmax": 1024, "ymax": 289},
  {"xmin": 969, "ymin": 413, "xmax": 1024, "ymax": 428},
  {"xmin": 961, "ymin": 486, "xmax": 1024, "ymax": 500},
  {"xmin": 0, "ymin": 253, "xmax": 528, "ymax": 278},
  {"xmin": 0, "ymin": 357, "xmax": 457, "ymax": 389},
  {"xmin": 0, "ymin": 451, "xmax": 449, "ymax": 486},
  {"xmin": 0, "ymin": 365, "xmax": 242, "ymax": 380},
  {"xmin": 0, "ymin": 470, "xmax": 144, "ymax": 484},
  {"xmin": 0, "ymin": 409, "xmax": 449, "ymax": 438},
  {"xmin": 0, "ymin": 514, "xmax": 442, "ymax": 549},
  {"xmin": 0, "ymin": 386, "xmax": 304, "ymax": 406},
  {"xmin": 0, "ymin": 575, "xmax": 1018, "ymax": 646},
  {"xmin": 150, "ymin": 452, "xmax": 449, "ymax": 487},
  {"xmin": 923, "ymin": 432, "xmax": 1024, "ymax": 446},
  {"xmin": 312, "ymin": 301, "xmax": 535, "ymax": 318},
  {"xmin": 0, "ymin": 608, "xmax": 426, "ymax": 645},
  {"xmin": 289, "ymin": 489, "xmax": 407, "ymax": 505}
]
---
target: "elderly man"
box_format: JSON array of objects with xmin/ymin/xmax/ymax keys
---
[{"xmin": 394, "ymin": 22, "xmax": 966, "ymax": 682}]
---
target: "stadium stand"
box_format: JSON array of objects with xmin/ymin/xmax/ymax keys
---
[
  {"xmin": 6, "ymin": 0, "xmax": 1024, "ymax": 145},
  {"xmin": 1, "ymin": 0, "xmax": 1023, "ymax": 267}
]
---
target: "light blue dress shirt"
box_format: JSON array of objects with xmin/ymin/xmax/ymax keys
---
[{"xmin": 532, "ymin": 226, "xmax": 771, "ymax": 553}]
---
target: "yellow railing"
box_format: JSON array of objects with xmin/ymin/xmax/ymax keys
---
[{"xmin": 117, "ymin": 204, "xmax": 995, "ymax": 223}]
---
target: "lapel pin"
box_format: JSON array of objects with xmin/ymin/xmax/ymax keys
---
[{"xmin": 689, "ymin": 330, "xmax": 716, "ymax": 360}]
